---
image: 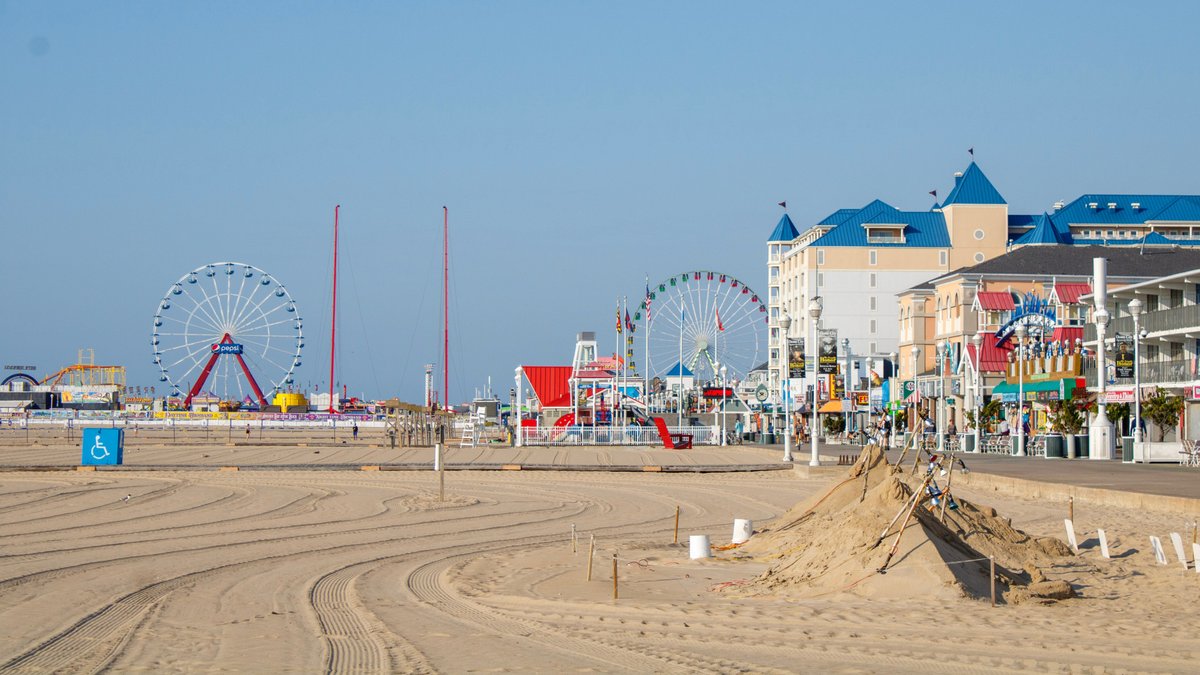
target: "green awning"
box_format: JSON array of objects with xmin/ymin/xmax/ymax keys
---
[{"xmin": 992, "ymin": 378, "xmax": 1077, "ymax": 401}]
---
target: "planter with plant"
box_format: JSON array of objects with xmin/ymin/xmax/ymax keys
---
[
  {"xmin": 1141, "ymin": 387, "xmax": 1184, "ymax": 442},
  {"xmin": 1049, "ymin": 393, "xmax": 1086, "ymax": 458}
]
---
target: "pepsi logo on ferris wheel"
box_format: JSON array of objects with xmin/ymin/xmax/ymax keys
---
[{"xmin": 212, "ymin": 343, "xmax": 244, "ymax": 355}]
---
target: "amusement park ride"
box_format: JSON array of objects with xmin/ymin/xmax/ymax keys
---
[{"xmin": 152, "ymin": 262, "xmax": 303, "ymax": 409}]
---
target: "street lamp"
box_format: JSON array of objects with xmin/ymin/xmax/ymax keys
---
[
  {"xmin": 865, "ymin": 356, "xmax": 874, "ymax": 445},
  {"xmin": 888, "ymin": 351, "xmax": 898, "ymax": 448},
  {"xmin": 911, "ymin": 346, "xmax": 921, "ymax": 445},
  {"xmin": 971, "ymin": 332, "xmax": 983, "ymax": 454},
  {"xmin": 1014, "ymin": 324, "xmax": 1027, "ymax": 456},
  {"xmin": 719, "ymin": 362, "xmax": 728, "ymax": 447},
  {"xmin": 514, "ymin": 366, "xmax": 524, "ymax": 448},
  {"xmin": 779, "ymin": 314, "xmax": 793, "ymax": 462},
  {"xmin": 1091, "ymin": 306, "xmax": 1113, "ymax": 459},
  {"xmin": 843, "ymin": 337, "xmax": 852, "ymax": 440},
  {"xmin": 1128, "ymin": 298, "xmax": 1143, "ymax": 461},
  {"xmin": 808, "ymin": 297, "xmax": 823, "ymax": 466},
  {"xmin": 936, "ymin": 339, "xmax": 948, "ymax": 453}
]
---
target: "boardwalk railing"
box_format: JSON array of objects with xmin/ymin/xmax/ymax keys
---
[{"xmin": 518, "ymin": 425, "xmax": 719, "ymax": 446}]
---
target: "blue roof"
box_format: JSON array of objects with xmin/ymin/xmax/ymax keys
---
[
  {"xmin": 665, "ymin": 363, "xmax": 694, "ymax": 377},
  {"xmin": 1069, "ymin": 235, "xmax": 1200, "ymax": 247},
  {"xmin": 1013, "ymin": 213, "xmax": 1065, "ymax": 245},
  {"xmin": 767, "ymin": 213, "xmax": 800, "ymax": 242},
  {"xmin": 1141, "ymin": 232, "xmax": 1172, "ymax": 244},
  {"xmin": 817, "ymin": 208, "xmax": 860, "ymax": 226},
  {"xmin": 1052, "ymin": 195, "xmax": 1200, "ymax": 225},
  {"xmin": 1007, "ymin": 213, "xmax": 1036, "ymax": 229},
  {"xmin": 941, "ymin": 162, "xmax": 1006, "ymax": 206},
  {"xmin": 809, "ymin": 199, "xmax": 950, "ymax": 247}
]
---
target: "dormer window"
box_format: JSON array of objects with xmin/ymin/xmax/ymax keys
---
[{"xmin": 863, "ymin": 224, "xmax": 906, "ymax": 244}]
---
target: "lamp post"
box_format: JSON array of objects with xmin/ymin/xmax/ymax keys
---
[
  {"xmin": 719, "ymin": 362, "xmax": 728, "ymax": 447},
  {"xmin": 911, "ymin": 346, "xmax": 921, "ymax": 444},
  {"xmin": 971, "ymin": 332, "xmax": 983, "ymax": 454},
  {"xmin": 1091, "ymin": 306, "xmax": 1112, "ymax": 459},
  {"xmin": 865, "ymin": 356, "xmax": 874, "ymax": 445},
  {"xmin": 1128, "ymin": 298, "xmax": 1143, "ymax": 461},
  {"xmin": 808, "ymin": 297, "xmax": 823, "ymax": 466},
  {"xmin": 888, "ymin": 351, "xmax": 898, "ymax": 448},
  {"xmin": 779, "ymin": 314, "xmax": 793, "ymax": 462},
  {"xmin": 936, "ymin": 340, "xmax": 947, "ymax": 453},
  {"xmin": 514, "ymin": 366, "xmax": 524, "ymax": 448},
  {"xmin": 843, "ymin": 337, "xmax": 852, "ymax": 440},
  {"xmin": 1014, "ymin": 324, "xmax": 1026, "ymax": 456}
]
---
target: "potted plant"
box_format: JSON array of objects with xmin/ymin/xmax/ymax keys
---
[
  {"xmin": 1141, "ymin": 387, "xmax": 1184, "ymax": 442},
  {"xmin": 1048, "ymin": 393, "xmax": 1085, "ymax": 458}
]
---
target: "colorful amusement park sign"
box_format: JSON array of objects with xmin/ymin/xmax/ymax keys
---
[{"xmin": 994, "ymin": 292, "xmax": 1057, "ymax": 345}]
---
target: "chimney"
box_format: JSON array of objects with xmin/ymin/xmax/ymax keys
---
[
  {"xmin": 954, "ymin": 171, "xmax": 963, "ymax": 186},
  {"xmin": 1053, "ymin": 201, "xmax": 1065, "ymax": 211},
  {"xmin": 1131, "ymin": 202, "xmax": 1141, "ymax": 211},
  {"xmin": 1107, "ymin": 202, "xmax": 1118, "ymax": 210}
]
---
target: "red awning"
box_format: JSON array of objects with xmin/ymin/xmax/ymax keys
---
[
  {"xmin": 965, "ymin": 332, "xmax": 1012, "ymax": 373},
  {"xmin": 522, "ymin": 365, "xmax": 573, "ymax": 408},
  {"xmin": 1051, "ymin": 283, "xmax": 1091, "ymax": 305},
  {"xmin": 976, "ymin": 291, "xmax": 1016, "ymax": 311},
  {"xmin": 1051, "ymin": 326, "xmax": 1084, "ymax": 344}
]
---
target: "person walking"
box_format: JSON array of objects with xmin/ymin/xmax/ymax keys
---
[{"xmin": 352, "ymin": 422, "xmax": 359, "ymax": 441}]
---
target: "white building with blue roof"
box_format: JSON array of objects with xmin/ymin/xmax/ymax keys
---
[{"xmin": 766, "ymin": 160, "xmax": 1200, "ymax": 402}]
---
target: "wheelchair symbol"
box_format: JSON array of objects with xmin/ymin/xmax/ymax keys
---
[{"xmin": 89, "ymin": 435, "xmax": 111, "ymax": 461}]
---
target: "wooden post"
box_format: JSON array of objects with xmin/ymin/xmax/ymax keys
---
[
  {"xmin": 586, "ymin": 535, "xmax": 595, "ymax": 581},
  {"xmin": 612, "ymin": 552, "xmax": 618, "ymax": 600},
  {"xmin": 673, "ymin": 505, "xmax": 680, "ymax": 544},
  {"xmin": 989, "ymin": 555, "xmax": 996, "ymax": 607},
  {"xmin": 1068, "ymin": 496, "xmax": 1074, "ymax": 524},
  {"xmin": 437, "ymin": 444, "xmax": 445, "ymax": 502},
  {"xmin": 937, "ymin": 453, "xmax": 957, "ymax": 524},
  {"xmin": 571, "ymin": 524, "xmax": 577, "ymax": 553}
]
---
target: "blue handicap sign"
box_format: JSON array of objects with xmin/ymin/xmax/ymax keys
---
[{"xmin": 81, "ymin": 428, "xmax": 124, "ymax": 466}]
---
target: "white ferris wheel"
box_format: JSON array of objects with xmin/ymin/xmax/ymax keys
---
[
  {"xmin": 151, "ymin": 262, "xmax": 303, "ymax": 406},
  {"xmin": 634, "ymin": 271, "xmax": 766, "ymax": 385}
]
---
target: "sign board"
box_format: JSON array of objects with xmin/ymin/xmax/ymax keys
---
[
  {"xmin": 1063, "ymin": 519, "xmax": 1078, "ymax": 554},
  {"xmin": 1191, "ymin": 385, "xmax": 1200, "ymax": 400},
  {"xmin": 1113, "ymin": 334, "xmax": 1134, "ymax": 378},
  {"xmin": 787, "ymin": 338, "xmax": 805, "ymax": 378},
  {"xmin": 1105, "ymin": 388, "xmax": 1135, "ymax": 404},
  {"xmin": 853, "ymin": 391, "xmax": 869, "ymax": 406},
  {"xmin": 1097, "ymin": 529, "xmax": 1111, "ymax": 559},
  {"xmin": 901, "ymin": 380, "xmax": 915, "ymax": 399},
  {"xmin": 818, "ymin": 329, "xmax": 838, "ymax": 374},
  {"xmin": 3, "ymin": 365, "xmax": 36, "ymax": 371},
  {"xmin": 81, "ymin": 428, "xmax": 124, "ymax": 466},
  {"xmin": 1149, "ymin": 536, "xmax": 1167, "ymax": 565},
  {"xmin": 213, "ymin": 343, "xmax": 244, "ymax": 355},
  {"xmin": 1169, "ymin": 533, "xmax": 1188, "ymax": 570}
]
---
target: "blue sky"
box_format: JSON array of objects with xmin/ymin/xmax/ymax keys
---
[{"xmin": 3, "ymin": 2, "xmax": 1200, "ymax": 404}]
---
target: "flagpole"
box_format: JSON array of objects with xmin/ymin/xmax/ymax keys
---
[
  {"xmin": 621, "ymin": 295, "xmax": 627, "ymax": 428},
  {"xmin": 678, "ymin": 306, "xmax": 685, "ymax": 429}
]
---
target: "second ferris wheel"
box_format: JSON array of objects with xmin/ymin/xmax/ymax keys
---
[{"xmin": 633, "ymin": 271, "xmax": 767, "ymax": 384}]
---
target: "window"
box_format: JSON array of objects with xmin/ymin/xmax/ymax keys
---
[
  {"xmin": 770, "ymin": 327, "xmax": 778, "ymax": 339},
  {"xmin": 1170, "ymin": 342, "xmax": 1183, "ymax": 360},
  {"xmin": 818, "ymin": 272, "xmax": 824, "ymax": 286},
  {"xmin": 870, "ymin": 319, "xmax": 877, "ymax": 334},
  {"xmin": 770, "ymin": 349, "xmax": 778, "ymax": 360},
  {"xmin": 770, "ymin": 287, "xmax": 779, "ymax": 300},
  {"xmin": 869, "ymin": 296, "xmax": 877, "ymax": 310},
  {"xmin": 817, "ymin": 250, "xmax": 825, "ymax": 265},
  {"xmin": 770, "ymin": 267, "xmax": 779, "ymax": 280},
  {"xmin": 1170, "ymin": 288, "xmax": 1183, "ymax": 308},
  {"xmin": 939, "ymin": 251, "xmax": 948, "ymax": 266},
  {"xmin": 870, "ymin": 341, "xmax": 878, "ymax": 354},
  {"xmin": 1147, "ymin": 294, "xmax": 1159, "ymax": 311},
  {"xmin": 974, "ymin": 252, "xmax": 985, "ymax": 263},
  {"xmin": 869, "ymin": 273, "xmax": 877, "ymax": 288},
  {"xmin": 869, "ymin": 250, "xmax": 877, "ymax": 266},
  {"xmin": 1146, "ymin": 344, "xmax": 1160, "ymax": 360},
  {"xmin": 974, "ymin": 229, "xmax": 985, "ymax": 240},
  {"xmin": 771, "ymin": 307, "xmax": 779, "ymax": 319}
]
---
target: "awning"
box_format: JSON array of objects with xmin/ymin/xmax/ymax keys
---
[
  {"xmin": 0, "ymin": 400, "xmax": 32, "ymax": 410},
  {"xmin": 818, "ymin": 400, "xmax": 845, "ymax": 414},
  {"xmin": 992, "ymin": 378, "xmax": 1079, "ymax": 402}
]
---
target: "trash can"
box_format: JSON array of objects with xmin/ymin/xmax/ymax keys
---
[
  {"xmin": 963, "ymin": 435, "xmax": 976, "ymax": 453},
  {"xmin": 1121, "ymin": 436, "xmax": 1133, "ymax": 462},
  {"xmin": 1075, "ymin": 436, "xmax": 1090, "ymax": 458},
  {"xmin": 1043, "ymin": 434, "xmax": 1064, "ymax": 458}
]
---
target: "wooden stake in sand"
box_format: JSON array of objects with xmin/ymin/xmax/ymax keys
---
[
  {"xmin": 612, "ymin": 552, "xmax": 618, "ymax": 600},
  {"xmin": 1069, "ymin": 496, "xmax": 1074, "ymax": 524},
  {"xmin": 673, "ymin": 505, "xmax": 680, "ymax": 545},
  {"xmin": 1063, "ymin": 519, "xmax": 1079, "ymax": 554},
  {"xmin": 571, "ymin": 524, "xmax": 577, "ymax": 554},
  {"xmin": 1169, "ymin": 533, "xmax": 1188, "ymax": 571},
  {"xmin": 586, "ymin": 534, "xmax": 595, "ymax": 581},
  {"xmin": 436, "ymin": 444, "xmax": 445, "ymax": 502},
  {"xmin": 873, "ymin": 480, "xmax": 925, "ymax": 549},
  {"xmin": 989, "ymin": 555, "xmax": 996, "ymax": 607}
]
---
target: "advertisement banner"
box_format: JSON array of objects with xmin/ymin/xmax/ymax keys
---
[
  {"xmin": 787, "ymin": 338, "xmax": 805, "ymax": 378},
  {"xmin": 1114, "ymin": 334, "xmax": 1134, "ymax": 379},
  {"xmin": 818, "ymin": 329, "xmax": 838, "ymax": 374}
]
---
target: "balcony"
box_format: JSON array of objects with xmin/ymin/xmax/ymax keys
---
[
  {"xmin": 1083, "ymin": 304, "xmax": 1200, "ymax": 341},
  {"xmin": 1082, "ymin": 357, "xmax": 1198, "ymax": 388}
]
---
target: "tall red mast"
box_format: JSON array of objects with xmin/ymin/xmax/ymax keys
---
[
  {"xmin": 329, "ymin": 204, "xmax": 339, "ymax": 414},
  {"xmin": 442, "ymin": 206, "xmax": 449, "ymax": 412}
]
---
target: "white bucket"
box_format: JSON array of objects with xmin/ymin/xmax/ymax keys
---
[
  {"xmin": 732, "ymin": 518, "xmax": 753, "ymax": 544},
  {"xmin": 689, "ymin": 534, "xmax": 711, "ymax": 559}
]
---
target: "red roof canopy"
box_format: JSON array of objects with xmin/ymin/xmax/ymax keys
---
[
  {"xmin": 965, "ymin": 332, "xmax": 1013, "ymax": 373},
  {"xmin": 521, "ymin": 366, "xmax": 573, "ymax": 408},
  {"xmin": 1051, "ymin": 326, "xmax": 1084, "ymax": 344},
  {"xmin": 976, "ymin": 291, "xmax": 1016, "ymax": 311},
  {"xmin": 1051, "ymin": 283, "xmax": 1091, "ymax": 305}
]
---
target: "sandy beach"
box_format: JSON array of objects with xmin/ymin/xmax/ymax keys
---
[{"xmin": 0, "ymin": 445, "xmax": 1197, "ymax": 673}]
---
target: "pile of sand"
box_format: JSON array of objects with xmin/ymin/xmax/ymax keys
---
[{"xmin": 733, "ymin": 446, "xmax": 1074, "ymax": 603}]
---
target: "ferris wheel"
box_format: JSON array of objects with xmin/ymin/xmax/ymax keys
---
[
  {"xmin": 634, "ymin": 271, "xmax": 766, "ymax": 384},
  {"xmin": 152, "ymin": 262, "xmax": 303, "ymax": 406}
]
